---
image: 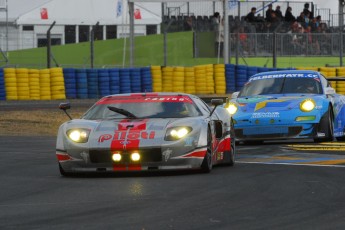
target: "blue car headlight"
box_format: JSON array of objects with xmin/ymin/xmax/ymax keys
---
[
  {"xmin": 165, "ymin": 127, "xmax": 192, "ymax": 141},
  {"xmin": 67, "ymin": 129, "xmax": 90, "ymax": 143}
]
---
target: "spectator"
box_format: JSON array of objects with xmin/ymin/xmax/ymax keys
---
[
  {"xmin": 291, "ymin": 24, "xmax": 306, "ymax": 54},
  {"xmin": 183, "ymin": 16, "xmax": 193, "ymax": 31},
  {"xmin": 211, "ymin": 12, "xmax": 220, "ymax": 31},
  {"xmin": 285, "ymin": 6, "xmax": 296, "ymax": 22},
  {"xmin": 304, "ymin": 26, "xmax": 320, "ymax": 55},
  {"xmin": 275, "ymin": 5, "xmax": 283, "ymax": 20},
  {"xmin": 238, "ymin": 26, "xmax": 251, "ymax": 55},
  {"xmin": 245, "ymin": 7, "xmax": 257, "ymax": 23},
  {"xmin": 266, "ymin": 4, "xmax": 274, "ymax": 22},
  {"xmin": 215, "ymin": 17, "xmax": 224, "ymax": 58},
  {"xmin": 303, "ymin": 2, "xmax": 313, "ymax": 19},
  {"xmin": 297, "ymin": 12, "xmax": 305, "ymax": 26},
  {"xmin": 310, "ymin": 16, "xmax": 319, "ymax": 32},
  {"xmin": 304, "ymin": 11, "xmax": 311, "ymax": 28},
  {"xmin": 266, "ymin": 11, "xmax": 281, "ymax": 32}
]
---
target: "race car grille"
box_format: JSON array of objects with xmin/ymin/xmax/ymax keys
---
[
  {"xmin": 89, "ymin": 148, "xmax": 162, "ymax": 163},
  {"xmin": 235, "ymin": 126, "xmax": 303, "ymax": 139}
]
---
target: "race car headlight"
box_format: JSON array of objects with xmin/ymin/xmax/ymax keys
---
[
  {"xmin": 300, "ymin": 99, "xmax": 316, "ymax": 112},
  {"xmin": 165, "ymin": 127, "xmax": 192, "ymax": 141},
  {"xmin": 67, "ymin": 129, "xmax": 90, "ymax": 143},
  {"xmin": 224, "ymin": 102, "xmax": 238, "ymax": 115}
]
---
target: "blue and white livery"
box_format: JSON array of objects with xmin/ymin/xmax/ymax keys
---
[{"xmin": 224, "ymin": 70, "xmax": 345, "ymax": 143}]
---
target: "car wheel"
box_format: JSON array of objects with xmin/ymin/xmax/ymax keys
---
[
  {"xmin": 314, "ymin": 107, "xmax": 334, "ymax": 143},
  {"xmin": 223, "ymin": 144, "xmax": 235, "ymax": 166},
  {"xmin": 201, "ymin": 128, "xmax": 213, "ymax": 173}
]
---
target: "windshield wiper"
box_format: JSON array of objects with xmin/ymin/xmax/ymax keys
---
[{"xmin": 107, "ymin": 106, "xmax": 137, "ymax": 119}]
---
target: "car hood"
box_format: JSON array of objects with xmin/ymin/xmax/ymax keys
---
[
  {"xmin": 64, "ymin": 117, "xmax": 204, "ymax": 148},
  {"xmin": 234, "ymin": 94, "xmax": 322, "ymax": 113}
]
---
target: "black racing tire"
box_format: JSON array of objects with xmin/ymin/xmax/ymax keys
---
[
  {"xmin": 314, "ymin": 107, "xmax": 334, "ymax": 143},
  {"xmin": 201, "ymin": 127, "xmax": 213, "ymax": 173},
  {"xmin": 223, "ymin": 144, "xmax": 235, "ymax": 166}
]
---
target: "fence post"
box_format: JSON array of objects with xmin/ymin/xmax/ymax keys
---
[
  {"xmin": 47, "ymin": 21, "xmax": 56, "ymax": 69},
  {"xmin": 90, "ymin": 21, "xmax": 99, "ymax": 69},
  {"xmin": 340, "ymin": 31, "xmax": 343, "ymax": 67},
  {"xmin": 273, "ymin": 32, "xmax": 277, "ymax": 68}
]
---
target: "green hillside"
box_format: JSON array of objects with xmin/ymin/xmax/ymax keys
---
[{"xmin": 4, "ymin": 31, "xmax": 345, "ymax": 68}]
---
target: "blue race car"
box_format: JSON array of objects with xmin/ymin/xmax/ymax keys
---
[{"xmin": 224, "ymin": 70, "xmax": 345, "ymax": 143}]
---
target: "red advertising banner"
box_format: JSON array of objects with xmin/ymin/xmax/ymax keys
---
[{"xmin": 40, "ymin": 8, "xmax": 48, "ymax": 19}]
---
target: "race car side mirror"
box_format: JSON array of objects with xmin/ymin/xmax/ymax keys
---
[
  {"xmin": 231, "ymin": 92, "xmax": 239, "ymax": 99},
  {"xmin": 210, "ymin": 99, "xmax": 224, "ymax": 116},
  {"xmin": 59, "ymin": 102, "xmax": 72, "ymax": 120},
  {"xmin": 325, "ymin": 87, "xmax": 336, "ymax": 95}
]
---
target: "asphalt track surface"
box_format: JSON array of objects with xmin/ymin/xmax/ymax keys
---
[{"xmin": 1, "ymin": 136, "xmax": 345, "ymax": 230}]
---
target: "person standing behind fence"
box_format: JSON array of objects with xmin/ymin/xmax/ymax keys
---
[
  {"xmin": 275, "ymin": 5, "xmax": 283, "ymax": 20},
  {"xmin": 303, "ymin": 3, "xmax": 313, "ymax": 19},
  {"xmin": 285, "ymin": 6, "xmax": 296, "ymax": 23},
  {"xmin": 266, "ymin": 4, "xmax": 274, "ymax": 22},
  {"xmin": 245, "ymin": 7, "xmax": 257, "ymax": 23},
  {"xmin": 215, "ymin": 17, "xmax": 224, "ymax": 58}
]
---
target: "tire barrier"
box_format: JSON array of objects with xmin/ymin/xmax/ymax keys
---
[
  {"xmin": 184, "ymin": 67, "xmax": 196, "ymax": 94},
  {"xmin": 76, "ymin": 69, "xmax": 88, "ymax": 99},
  {"xmin": 109, "ymin": 68, "xmax": 120, "ymax": 95},
  {"xmin": 151, "ymin": 66, "xmax": 162, "ymax": 92},
  {"xmin": 235, "ymin": 65, "xmax": 247, "ymax": 91},
  {"xmin": 98, "ymin": 69, "xmax": 110, "ymax": 97},
  {"xmin": 28, "ymin": 69, "xmax": 40, "ymax": 100},
  {"xmin": 87, "ymin": 69, "xmax": 99, "ymax": 99},
  {"xmin": 205, "ymin": 64, "xmax": 215, "ymax": 94},
  {"xmin": 225, "ymin": 64, "xmax": 236, "ymax": 93},
  {"xmin": 0, "ymin": 69, "xmax": 5, "ymax": 100},
  {"xmin": 19, "ymin": 65, "xmax": 345, "ymax": 100},
  {"xmin": 336, "ymin": 67, "xmax": 345, "ymax": 94},
  {"xmin": 195, "ymin": 65, "xmax": 208, "ymax": 94},
  {"xmin": 63, "ymin": 68, "xmax": 77, "ymax": 99},
  {"xmin": 247, "ymin": 66, "xmax": 258, "ymax": 80},
  {"xmin": 162, "ymin": 66, "xmax": 173, "ymax": 92},
  {"xmin": 50, "ymin": 68, "xmax": 66, "ymax": 100},
  {"xmin": 173, "ymin": 66, "xmax": 185, "ymax": 93},
  {"xmin": 39, "ymin": 69, "xmax": 51, "ymax": 100},
  {"xmin": 119, "ymin": 68, "xmax": 131, "ymax": 94},
  {"xmin": 214, "ymin": 64, "xmax": 226, "ymax": 94},
  {"xmin": 16, "ymin": 68, "xmax": 30, "ymax": 100},
  {"xmin": 130, "ymin": 68, "xmax": 142, "ymax": 93},
  {"xmin": 4, "ymin": 68, "xmax": 17, "ymax": 100},
  {"xmin": 320, "ymin": 67, "xmax": 337, "ymax": 89},
  {"xmin": 141, "ymin": 67, "xmax": 153, "ymax": 92}
]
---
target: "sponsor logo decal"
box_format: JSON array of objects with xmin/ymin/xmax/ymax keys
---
[
  {"xmin": 162, "ymin": 148, "xmax": 173, "ymax": 162},
  {"xmin": 251, "ymin": 112, "xmax": 280, "ymax": 118},
  {"xmin": 99, "ymin": 131, "xmax": 155, "ymax": 143},
  {"xmin": 250, "ymin": 73, "xmax": 319, "ymax": 81}
]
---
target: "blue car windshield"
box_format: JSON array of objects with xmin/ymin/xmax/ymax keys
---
[{"xmin": 238, "ymin": 77, "xmax": 322, "ymax": 97}]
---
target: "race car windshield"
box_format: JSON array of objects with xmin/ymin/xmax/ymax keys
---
[
  {"xmin": 107, "ymin": 106, "xmax": 137, "ymax": 119},
  {"xmin": 239, "ymin": 77, "xmax": 322, "ymax": 97},
  {"xmin": 82, "ymin": 101, "xmax": 202, "ymax": 120}
]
